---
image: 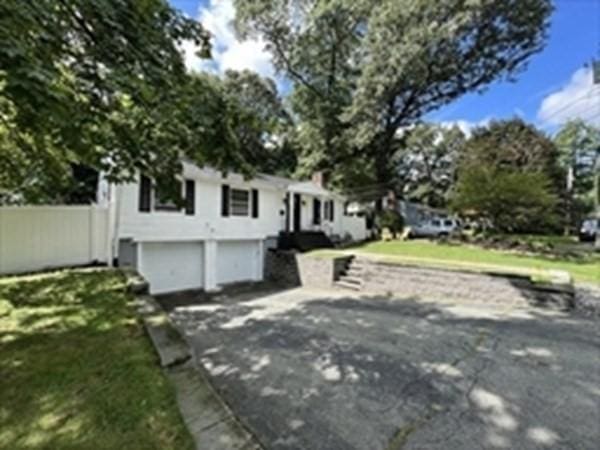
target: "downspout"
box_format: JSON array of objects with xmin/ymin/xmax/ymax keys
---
[{"xmin": 109, "ymin": 183, "xmax": 122, "ymax": 266}]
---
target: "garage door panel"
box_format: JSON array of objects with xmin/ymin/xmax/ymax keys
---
[
  {"xmin": 141, "ymin": 242, "xmax": 204, "ymax": 294},
  {"xmin": 217, "ymin": 241, "xmax": 259, "ymax": 285}
]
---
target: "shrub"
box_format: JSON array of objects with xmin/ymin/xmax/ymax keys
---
[
  {"xmin": 451, "ymin": 167, "xmax": 560, "ymax": 234},
  {"xmin": 376, "ymin": 209, "xmax": 405, "ymax": 237}
]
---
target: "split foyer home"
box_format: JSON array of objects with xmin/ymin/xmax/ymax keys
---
[{"xmin": 98, "ymin": 160, "xmax": 366, "ymax": 294}]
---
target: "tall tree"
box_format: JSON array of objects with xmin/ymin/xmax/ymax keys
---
[
  {"xmin": 554, "ymin": 119, "xmax": 600, "ymax": 220},
  {"xmin": 234, "ymin": 0, "xmax": 553, "ymax": 189},
  {"xmin": 221, "ymin": 70, "xmax": 296, "ymax": 176},
  {"xmin": 452, "ymin": 119, "xmax": 563, "ymax": 233},
  {"xmin": 395, "ymin": 124, "xmax": 465, "ymax": 208},
  {"xmin": 458, "ymin": 119, "xmax": 563, "ymax": 184},
  {"xmin": 0, "ymin": 1, "xmax": 228, "ymax": 202}
]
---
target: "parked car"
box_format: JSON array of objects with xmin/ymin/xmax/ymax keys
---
[
  {"xmin": 579, "ymin": 218, "xmax": 599, "ymax": 242},
  {"xmin": 409, "ymin": 218, "xmax": 461, "ymax": 239}
]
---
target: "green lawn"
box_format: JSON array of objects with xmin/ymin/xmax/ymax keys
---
[
  {"xmin": 0, "ymin": 269, "xmax": 193, "ymax": 450},
  {"xmin": 350, "ymin": 240, "xmax": 600, "ymax": 284}
]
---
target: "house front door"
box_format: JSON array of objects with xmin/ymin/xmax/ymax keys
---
[{"xmin": 293, "ymin": 193, "xmax": 302, "ymax": 232}]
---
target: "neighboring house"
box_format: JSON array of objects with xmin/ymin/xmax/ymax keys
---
[
  {"xmin": 98, "ymin": 161, "xmax": 365, "ymax": 294},
  {"xmin": 398, "ymin": 200, "xmax": 450, "ymax": 227}
]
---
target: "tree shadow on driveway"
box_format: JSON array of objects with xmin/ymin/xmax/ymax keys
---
[{"xmin": 166, "ymin": 288, "xmax": 600, "ymax": 450}]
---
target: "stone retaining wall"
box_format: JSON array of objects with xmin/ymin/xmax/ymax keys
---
[
  {"xmin": 264, "ymin": 249, "xmax": 301, "ymax": 286},
  {"xmin": 264, "ymin": 251, "xmax": 577, "ymax": 312},
  {"xmin": 356, "ymin": 258, "xmax": 574, "ymax": 310},
  {"xmin": 296, "ymin": 254, "xmax": 352, "ymax": 289},
  {"xmin": 264, "ymin": 250, "xmax": 352, "ymax": 289}
]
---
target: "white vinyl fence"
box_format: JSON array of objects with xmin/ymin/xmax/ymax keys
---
[
  {"xmin": 341, "ymin": 215, "xmax": 368, "ymax": 241},
  {"xmin": 0, "ymin": 205, "xmax": 111, "ymax": 275}
]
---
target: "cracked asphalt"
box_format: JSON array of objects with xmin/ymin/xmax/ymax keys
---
[{"xmin": 166, "ymin": 287, "xmax": 600, "ymax": 450}]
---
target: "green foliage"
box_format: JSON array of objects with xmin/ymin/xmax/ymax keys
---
[
  {"xmin": 376, "ymin": 209, "xmax": 405, "ymax": 235},
  {"xmin": 452, "ymin": 118, "xmax": 564, "ymax": 233},
  {"xmin": 234, "ymin": 0, "xmax": 553, "ymax": 188},
  {"xmin": 221, "ymin": 70, "xmax": 297, "ymax": 176},
  {"xmin": 0, "ymin": 0, "xmax": 228, "ymax": 203},
  {"xmin": 396, "ymin": 124, "xmax": 466, "ymax": 207},
  {"xmin": 460, "ymin": 119, "xmax": 564, "ymax": 185},
  {"xmin": 0, "ymin": 0, "xmax": 299, "ymax": 203},
  {"xmin": 554, "ymin": 119, "xmax": 600, "ymax": 218},
  {"xmin": 452, "ymin": 167, "xmax": 559, "ymax": 233}
]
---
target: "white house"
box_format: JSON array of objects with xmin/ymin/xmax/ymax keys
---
[{"xmin": 98, "ymin": 160, "xmax": 366, "ymax": 294}]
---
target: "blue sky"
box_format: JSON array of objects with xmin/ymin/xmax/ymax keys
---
[{"xmin": 171, "ymin": 0, "xmax": 600, "ymax": 134}]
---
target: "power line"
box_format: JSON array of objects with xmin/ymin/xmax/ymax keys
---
[
  {"xmin": 539, "ymin": 86, "xmax": 600, "ymax": 124},
  {"xmin": 539, "ymin": 104, "xmax": 600, "ymax": 131},
  {"xmin": 342, "ymin": 182, "xmax": 393, "ymax": 193}
]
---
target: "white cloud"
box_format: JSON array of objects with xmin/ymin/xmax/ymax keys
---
[
  {"xmin": 537, "ymin": 67, "xmax": 600, "ymax": 127},
  {"xmin": 182, "ymin": 0, "xmax": 275, "ymax": 79}
]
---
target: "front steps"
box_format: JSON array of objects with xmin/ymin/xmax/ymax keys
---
[
  {"xmin": 333, "ymin": 255, "xmax": 574, "ymax": 311},
  {"xmin": 334, "ymin": 256, "xmax": 364, "ymax": 291}
]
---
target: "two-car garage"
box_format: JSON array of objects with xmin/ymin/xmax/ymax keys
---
[{"xmin": 136, "ymin": 239, "xmax": 263, "ymax": 295}]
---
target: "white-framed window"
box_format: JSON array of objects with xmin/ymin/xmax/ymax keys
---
[
  {"xmin": 154, "ymin": 182, "xmax": 182, "ymax": 212},
  {"xmin": 230, "ymin": 188, "xmax": 250, "ymax": 216}
]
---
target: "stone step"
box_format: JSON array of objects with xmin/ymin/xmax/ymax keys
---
[
  {"xmin": 335, "ymin": 280, "xmax": 363, "ymax": 291},
  {"xmin": 344, "ymin": 266, "xmax": 365, "ymax": 277},
  {"xmin": 339, "ymin": 275, "xmax": 364, "ymax": 285}
]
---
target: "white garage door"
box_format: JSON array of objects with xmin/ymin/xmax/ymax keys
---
[
  {"xmin": 217, "ymin": 240, "xmax": 261, "ymax": 285},
  {"xmin": 140, "ymin": 242, "xmax": 204, "ymax": 294}
]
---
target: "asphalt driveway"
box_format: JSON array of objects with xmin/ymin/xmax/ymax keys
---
[{"xmin": 166, "ymin": 287, "xmax": 600, "ymax": 450}]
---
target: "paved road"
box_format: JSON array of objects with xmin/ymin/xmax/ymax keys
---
[{"xmin": 168, "ymin": 288, "xmax": 600, "ymax": 450}]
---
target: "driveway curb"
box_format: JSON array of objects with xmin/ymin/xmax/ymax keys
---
[{"xmin": 130, "ymin": 274, "xmax": 263, "ymax": 450}]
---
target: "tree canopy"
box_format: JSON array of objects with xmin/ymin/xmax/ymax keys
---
[
  {"xmin": 554, "ymin": 119, "xmax": 600, "ymax": 218},
  {"xmin": 395, "ymin": 124, "xmax": 465, "ymax": 208},
  {"xmin": 0, "ymin": 1, "xmax": 217, "ymax": 202},
  {"xmin": 451, "ymin": 119, "xmax": 563, "ymax": 233},
  {"xmin": 234, "ymin": 0, "xmax": 553, "ymax": 189},
  {"xmin": 221, "ymin": 70, "xmax": 296, "ymax": 176}
]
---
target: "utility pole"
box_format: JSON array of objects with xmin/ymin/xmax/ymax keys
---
[{"xmin": 593, "ymin": 60, "xmax": 600, "ymax": 247}]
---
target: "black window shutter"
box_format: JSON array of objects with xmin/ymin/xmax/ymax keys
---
[
  {"xmin": 139, "ymin": 175, "xmax": 151, "ymax": 212},
  {"xmin": 285, "ymin": 193, "xmax": 290, "ymax": 231},
  {"xmin": 251, "ymin": 189, "xmax": 259, "ymax": 218},
  {"xmin": 221, "ymin": 185, "xmax": 230, "ymax": 217},
  {"xmin": 329, "ymin": 200, "xmax": 335, "ymax": 221},
  {"xmin": 313, "ymin": 198, "xmax": 321, "ymax": 225},
  {"xmin": 185, "ymin": 180, "xmax": 195, "ymax": 215}
]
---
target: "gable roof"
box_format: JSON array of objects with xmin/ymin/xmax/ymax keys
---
[{"xmin": 181, "ymin": 159, "xmax": 344, "ymax": 199}]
